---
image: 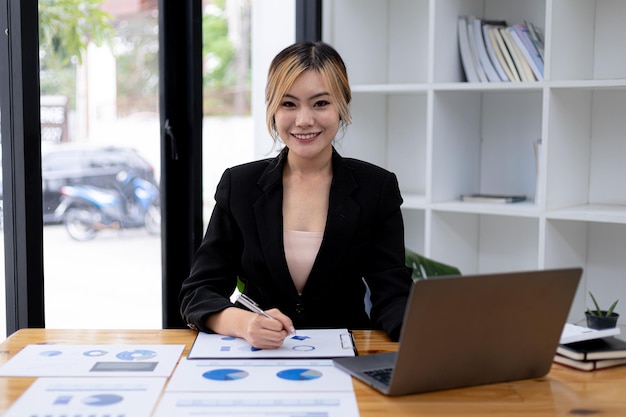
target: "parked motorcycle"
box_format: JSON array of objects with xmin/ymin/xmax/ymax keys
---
[{"xmin": 55, "ymin": 170, "xmax": 161, "ymax": 241}]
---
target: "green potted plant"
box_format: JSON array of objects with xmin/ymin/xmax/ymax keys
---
[{"xmin": 585, "ymin": 291, "xmax": 619, "ymax": 330}]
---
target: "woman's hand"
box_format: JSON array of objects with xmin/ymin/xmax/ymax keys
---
[
  {"xmin": 206, "ymin": 307, "xmax": 296, "ymax": 350},
  {"xmin": 242, "ymin": 308, "xmax": 295, "ymax": 349}
]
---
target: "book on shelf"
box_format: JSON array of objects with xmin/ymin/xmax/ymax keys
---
[
  {"xmin": 457, "ymin": 16, "xmax": 480, "ymax": 83},
  {"xmin": 482, "ymin": 22, "xmax": 509, "ymax": 82},
  {"xmin": 560, "ymin": 322, "xmax": 621, "ymax": 345},
  {"xmin": 488, "ymin": 24, "xmax": 520, "ymax": 82},
  {"xmin": 470, "ymin": 17, "xmax": 502, "ymax": 82},
  {"xmin": 511, "ymin": 23, "xmax": 544, "ymax": 79},
  {"xmin": 508, "ymin": 26, "xmax": 543, "ymax": 81},
  {"xmin": 499, "ymin": 27, "xmax": 536, "ymax": 81},
  {"xmin": 465, "ymin": 16, "xmax": 488, "ymax": 82},
  {"xmin": 457, "ymin": 17, "xmax": 544, "ymax": 83},
  {"xmin": 525, "ymin": 20, "xmax": 545, "ymax": 61},
  {"xmin": 487, "ymin": 25, "xmax": 521, "ymax": 81},
  {"xmin": 557, "ymin": 336, "xmax": 626, "ymax": 361},
  {"xmin": 553, "ymin": 353, "xmax": 626, "ymax": 371},
  {"xmin": 460, "ymin": 194, "xmax": 526, "ymax": 204}
]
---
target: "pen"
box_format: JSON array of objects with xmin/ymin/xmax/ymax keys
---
[
  {"xmin": 236, "ymin": 293, "xmax": 296, "ymax": 335},
  {"xmin": 236, "ymin": 293, "xmax": 276, "ymax": 321}
]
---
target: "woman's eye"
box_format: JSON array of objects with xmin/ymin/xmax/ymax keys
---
[
  {"xmin": 314, "ymin": 100, "xmax": 330, "ymax": 107},
  {"xmin": 281, "ymin": 101, "xmax": 296, "ymax": 108}
]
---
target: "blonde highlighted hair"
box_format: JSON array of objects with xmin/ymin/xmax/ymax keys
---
[{"xmin": 265, "ymin": 41, "xmax": 352, "ymax": 141}]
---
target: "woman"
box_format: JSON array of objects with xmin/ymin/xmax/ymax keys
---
[{"xmin": 180, "ymin": 41, "xmax": 412, "ymax": 349}]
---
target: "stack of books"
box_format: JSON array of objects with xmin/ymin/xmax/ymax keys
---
[
  {"xmin": 555, "ymin": 323, "xmax": 626, "ymax": 371},
  {"xmin": 458, "ymin": 16, "xmax": 544, "ymax": 83}
]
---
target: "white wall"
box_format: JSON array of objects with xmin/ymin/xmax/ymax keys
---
[{"xmin": 251, "ymin": 0, "xmax": 296, "ymax": 159}]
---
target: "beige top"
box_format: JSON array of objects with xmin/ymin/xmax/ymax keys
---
[{"xmin": 283, "ymin": 230, "xmax": 323, "ymax": 294}]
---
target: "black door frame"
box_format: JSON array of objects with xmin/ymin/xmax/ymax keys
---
[
  {"xmin": 158, "ymin": 0, "xmax": 204, "ymax": 329},
  {"xmin": 296, "ymin": 0, "xmax": 322, "ymax": 42},
  {"xmin": 0, "ymin": 0, "xmax": 45, "ymax": 335}
]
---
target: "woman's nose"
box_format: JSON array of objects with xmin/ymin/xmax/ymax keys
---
[{"xmin": 295, "ymin": 107, "xmax": 314, "ymax": 127}]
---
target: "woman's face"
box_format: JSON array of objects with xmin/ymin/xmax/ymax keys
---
[{"xmin": 274, "ymin": 70, "xmax": 340, "ymax": 163}]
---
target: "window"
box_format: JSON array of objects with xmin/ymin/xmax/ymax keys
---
[{"xmin": 40, "ymin": 0, "xmax": 163, "ymax": 330}]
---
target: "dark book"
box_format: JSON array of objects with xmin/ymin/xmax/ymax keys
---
[
  {"xmin": 553, "ymin": 353, "xmax": 626, "ymax": 371},
  {"xmin": 460, "ymin": 193, "xmax": 526, "ymax": 204},
  {"xmin": 557, "ymin": 336, "xmax": 626, "ymax": 361}
]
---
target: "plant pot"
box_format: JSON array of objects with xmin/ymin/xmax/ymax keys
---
[{"xmin": 585, "ymin": 311, "xmax": 620, "ymax": 330}]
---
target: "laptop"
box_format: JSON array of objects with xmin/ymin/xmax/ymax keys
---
[{"xmin": 333, "ymin": 268, "xmax": 582, "ymax": 396}]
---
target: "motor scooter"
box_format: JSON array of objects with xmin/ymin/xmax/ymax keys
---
[{"xmin": 55, "ymin": 170, "xmax": 160, "ymax": 241}]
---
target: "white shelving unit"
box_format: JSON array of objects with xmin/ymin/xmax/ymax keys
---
[{"xmin": 322, "ymin": 0, "xmax": 626, "ymax": 325}]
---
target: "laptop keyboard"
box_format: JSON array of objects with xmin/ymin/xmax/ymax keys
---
[{"xmin": 364, "ymin": 367, "xmax": 393, "ymax": 386}]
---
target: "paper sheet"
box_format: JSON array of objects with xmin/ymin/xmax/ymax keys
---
[
  {"xmin": 167, "ymin": 358, "xmax": 354, "ymax": 392},
  {"xmin": 560, "ymin": 323, "xmax": 621, "ymax": 344},
  {"xmin": 3, "ymin": 377, "xmax": 166, "ymax": 417},
  {"xmin": 153, "ymin": 391, "xmax": 361, "ymax": 417},
  {"xmin": 0, "ymin": 344, "xmax": 184, "ymax": 377},
  {"xmin": 188, "ymin": 328, "xmax": 356, "ymax": 359}
]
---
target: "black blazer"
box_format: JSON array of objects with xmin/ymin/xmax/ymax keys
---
[{"xmin": 179, "ymin": 149, "xmax": 413, "ymax": 341}]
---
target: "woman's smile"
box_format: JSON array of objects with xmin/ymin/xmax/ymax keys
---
[{"xmin": 292, "ymin": 132, "xmax": 320, "ymax": 142}]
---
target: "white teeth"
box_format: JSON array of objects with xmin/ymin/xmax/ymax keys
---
[{"xmin": 294, "ymin": 133, "xmax": 317, "ymax": 140}]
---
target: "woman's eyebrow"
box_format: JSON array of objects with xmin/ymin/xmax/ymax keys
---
[{"xmin": 284, "ymin": 91, "xmax": 331, "ymax": 101}]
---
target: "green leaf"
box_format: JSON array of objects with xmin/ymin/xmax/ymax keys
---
[
  {"xmin": 589, "ymin": 291, "xmax": 602, "ymax": 316},
  {"xmin": 588, "ymin": 291, "xmax": 619, "ymax": 317},
  {"xmin": 607, "ymin": 299, "xmax": 619, "ymax": 316}
]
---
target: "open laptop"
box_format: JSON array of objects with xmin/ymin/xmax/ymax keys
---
[{"xmin": 333, "ymin": 268, "xmax": 582, "ymax": 396}]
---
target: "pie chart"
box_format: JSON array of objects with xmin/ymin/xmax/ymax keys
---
[
  {"xmin": 39, "ymin": 350, "xmax": 63, "ymax": 357},
  {"xmin": 276, "ymin": 368, "xmax": 322, "ymax": 381},
  {"xmin": 116, "ymin": 349, "xmax": 157, "ymax": 361},
  {"xmin": 82, "ymin": 393, "xmax": 124, "ymax": 406},
  {"xmin": 202, "ymin": 368, "xmax": 249, "ymax": 381},
  {"xmin": 83, "ymin": 349, "xmax": 108, "ymax": 357}
]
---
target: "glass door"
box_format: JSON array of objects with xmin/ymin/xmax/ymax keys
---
[{"xmin": 40, "ymin": 0, "xmax": 162, "ymax": 329}]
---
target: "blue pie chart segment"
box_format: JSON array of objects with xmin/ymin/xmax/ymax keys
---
[
  {"xmin": 202, "ymin": 368, "xmax": 249, "ymax": 381},
  {"xmin": 276, "ymin": 368, "xmax": 322, "ymax": 381},
  {"xmin": 83, "ymin": 349, "xmax": 108, "ymax": 357},
  {"xmin": 40, "ymin": 350, "xmax": 63, "ymax": 357},
  {"xmin": 82, "ymin": 393, "xmax": 124, "ymax": 406},
  {"xmin": 116, "ymin": 349, "xmax": 157, "ymax": 361}
]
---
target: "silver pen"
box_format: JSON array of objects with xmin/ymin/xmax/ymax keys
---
[
  {"xmin": 236, "ymin": 293, "xmax": 277, "ymax": 321},
  {"xmin": 236, "ymin": 293, "xmax": 296, "ymax": 335}
]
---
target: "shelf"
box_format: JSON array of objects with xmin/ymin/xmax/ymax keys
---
[
  {"xmin": 547, "ymin": 204, "xmax": 626, "ymax": 225},
  {"xmin": 431, "ymin": 200, "xmax": 540, "ymax": 218},
  {"xmin": 321, "ymin": 0, "xmax": 626, "ymax": 327},
  {"xmin": 351, "ymin": 84, "xmax": 428, "ymax": 94},
  {"xmin": 352, "ymin": 81, "xmax": 626, "ymax": 93}
]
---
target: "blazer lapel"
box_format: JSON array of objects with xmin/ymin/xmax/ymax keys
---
[
  {"xmin": 253, "ymin": 154, "xmax": 299, "ymax": 297},
  {"xmin": 304, "ymin": 151, "xmax": 360, "ymax": 294}
]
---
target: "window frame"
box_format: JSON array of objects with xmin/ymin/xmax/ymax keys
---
[
  {"xmin": 0, "ymin": 0, "xmax": 45, "ymax": 334},
  {"xmin": 2, "ymin": 0, "xmax": 322, "ymax": 336}
]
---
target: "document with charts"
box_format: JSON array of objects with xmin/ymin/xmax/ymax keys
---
[
  {"xmin": 188, "ymin": 328, "xmax": 356, "ymax": 359},
  {"xmin": 154, "ymin": 391, "xmax": 360, "ymax": 417},
  {"xmin": 155, "ymin": 358, "xmax": 360, "ymax": 417},
  {"xmin": 3, "ymin": 377, "xmax": 165, "ymax": 417},
  {"xmin": 0, "ymin": 344, "xmax": 184, "ymax": 377},
  {"xmin": 167, "ymin": 358, "xmax": 354, "ymax": 392}
]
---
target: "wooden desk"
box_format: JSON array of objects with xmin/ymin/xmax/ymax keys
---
[{"xmin": 1, "ymin": 328, "xmax": 625, "ymax": 416}]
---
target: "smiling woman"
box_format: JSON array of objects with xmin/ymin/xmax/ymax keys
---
[{"xmin": 179, "ymin": 41, "xmax": 413, "ymax": 350}]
